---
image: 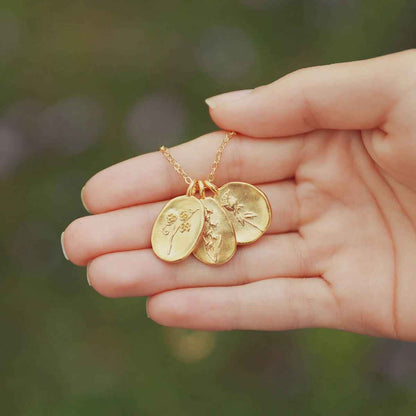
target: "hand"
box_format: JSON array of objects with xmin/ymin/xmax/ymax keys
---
[{"xmin": 62, "ymin": 50, "xmax": 416, "ymax": 341}]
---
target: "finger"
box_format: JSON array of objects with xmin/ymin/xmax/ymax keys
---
[
  {"xmin": 206, "ymin": 50, "xmax": 416, "ymax": 137},
  {"xmin": 82, "ymin": 131, "xmax": 304, "ymax": 214},
  {"xmin": 87, "ymin": 233, "xmax": 317, "ymax": 297},
  {"xmin": 146, "ymin": 278, "xmax": 338, "ymax": 331},
  {"xmin": 63, "ymin": 181, "xmax": 299, "ymax": 266}
]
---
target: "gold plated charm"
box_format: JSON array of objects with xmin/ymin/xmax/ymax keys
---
[
  {"xmin": 153, "ymin": 132, "xmax": 273, "ymax": 264},
  {"xmin": 193, "ymin": 197, "xmax": 237, "ymax": 265},
  {"xmin": 216, "ymin": 182, "xmax": 272, "ymax": 245},
  {"xmin": 151, "ymin": 195, "xmax": 204, "ymax": 262}
]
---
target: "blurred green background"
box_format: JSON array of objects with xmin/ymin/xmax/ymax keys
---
[{"xmin": 1, "ymin": 0, "xmax": 416, "ymax": 414}]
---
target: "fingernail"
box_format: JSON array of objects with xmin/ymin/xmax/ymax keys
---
[
  {"xmin": 80, "ymin": 186, "xmax": 90, "ymax": 213},
  {"xmin": 205, "ymin": 89, "xmax": 252, "ymax": 109},
  {"xmin": 86, "ymin": 265, "xmax": 92, "ymax": 286},
  {"xmin": 61, "ymin": 232, "xmax": 69, "ymax": 260},
  {"xmin": 146, "ymin": 298, "xmax": 151, "ymax": 318}
]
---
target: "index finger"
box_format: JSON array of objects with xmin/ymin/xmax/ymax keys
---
[{"xmin": 82, "ymin": 131, "xmax": 304, "ymax": 214}]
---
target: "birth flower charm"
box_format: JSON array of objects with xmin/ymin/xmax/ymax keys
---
[
  {"xmin": 151, "ymin": 195, "xmax": 204, "ymax": 262},
  {"xmin": 193, "ymin": 197, "xmax": 237, "ymax": 265},
  {"xmin": 216, "ymin": 182, "xmax": 272, "ymax": 245},
  {"xmin": 152, "ymin": 132, "xmax": 272, "ymax": 265}
]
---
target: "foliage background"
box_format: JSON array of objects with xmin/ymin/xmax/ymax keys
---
[{"xmin": 1, "ymin": 1, "xmax": 416, "ymax": 414}]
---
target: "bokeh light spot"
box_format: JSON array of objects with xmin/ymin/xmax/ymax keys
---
[
  {"xmin": 196, "ymin": 26, "xmax": 257, "ymax": 82},
  {"xmin": 126, "ymin": 92, "xmax": 188, "ymax": 152}
]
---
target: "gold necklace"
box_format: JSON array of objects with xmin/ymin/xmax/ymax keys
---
[{"xmin": 151, "ymin": 131, "xmax": 272, "ymax": 265}]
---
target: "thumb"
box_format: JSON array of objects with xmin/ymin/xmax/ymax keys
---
[{"xmin": 205, "ymin": 50, "xmax": 416, "ymax": 138}]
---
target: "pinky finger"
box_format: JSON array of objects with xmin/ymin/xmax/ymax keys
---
[{"xmin": 146, "ymin": 278, "xmax": 339, "ymax": 331}]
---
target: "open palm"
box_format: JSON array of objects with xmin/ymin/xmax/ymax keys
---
[{"xmin": 62, "ymin": 50, "xmax": 416, "ymax": 341}]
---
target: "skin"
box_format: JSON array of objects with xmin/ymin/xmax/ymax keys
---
[{"xmin": 62, "ymin": 50, "xmax": 416, "ymax": 341}]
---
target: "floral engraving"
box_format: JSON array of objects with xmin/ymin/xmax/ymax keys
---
[
  {"xmin": 162, "ymin": 208, "xmax": 199, "ymax": 255},
  {"xmin": 202, "ymin": 208, "xmax": 222, "ymax": 263},
  {"xmin": 220, "ymin": 190, "xmax": 263, "ymax": 231}
]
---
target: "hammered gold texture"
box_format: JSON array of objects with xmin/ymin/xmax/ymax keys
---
[
  {"xmin": 193, "ymin": 197, "xmax": 237, "ymax": 265},
  {"xmin": 216, "ymin": 182, "xmax": 272, "ymax": 245},
  {"xmin": 151, "ymin": 195, "xmax": 204, "ymax": 262}
]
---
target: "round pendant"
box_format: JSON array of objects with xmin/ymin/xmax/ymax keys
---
[
  {"xmin": 151, "ymin": 195, "xmax": 204, "ymax": 262},
  {"xmin": 216, "ymin": 182, "xmax": 272, "ymax": 245},
  {"xmin": 193, "ymin": 197, "xmax": 237, "ymax": 265}
]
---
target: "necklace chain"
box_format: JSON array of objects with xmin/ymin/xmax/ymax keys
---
[{"xmin": 159, "ymin": 131, "xmax": 236, "ymax": 185}]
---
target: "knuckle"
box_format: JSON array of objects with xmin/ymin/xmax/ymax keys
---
[
  {"xmin": 292, "ymin": 236, "xmax": 310, "ymax": 276},
  {"xmin": 400, "ymin": 48, "xmax": 416, "ymax": 62},
  {"xmin": 286, "ymin": 66, "xmax": 317, "ymax": 83},
  {"xmin": 282, "ymin": 280, "xmax": 302, "ymax": 329},
  {"xmin": 291, "ymin": 66, "xmax": 310, "ymax": 78},
  {"xmin": 229, "ymin": 290, "xmax": 243, "ymax": 330},
  {"xmin": 234, "ymin": 250, "xmax": 251, "ymax": 285},
  {"xmin": 397, "ymin": 49, "xmax": 416, "ymax": 81}
]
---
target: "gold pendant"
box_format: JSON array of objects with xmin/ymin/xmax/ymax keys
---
[
  {"xmin": 153, "ymin": 132, "xmax": 272, "ymax": 265},
  {"xmin": 216, "ymin": 182, "xmax": 272, "ymax": 245},
  {"xmin": 193, "ymin": 197, "xmax": 237, "ymax": 265},
  {"xmin": 151, "ymin": 195, "xmax": 205, "ymax": 262}
]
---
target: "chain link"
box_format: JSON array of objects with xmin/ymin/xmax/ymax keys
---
[
  {"xmin": 159, "ymin": 131, "xmax": 236, "ymax": 185},
  {"xmin": 159, "ymin": 145, "xmax": 194, "ymax": 184},
  {"xmin": 207, "ymin": 131, "xmax": 235, "ymax": 182}
]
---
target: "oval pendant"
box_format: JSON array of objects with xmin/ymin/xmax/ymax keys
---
[
  {"xmin": 193, "ymin": 197, "xmax": 237, "ymax": 265},
  {"xmin": 151, "ymin": 195, "xmax": 204, "ymax": 262},
  {"xmin": 216, "ymin": 182, "xmax": 272, "ymax": 245}
]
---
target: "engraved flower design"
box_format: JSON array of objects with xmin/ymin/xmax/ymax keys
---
[
  {"xmin": 202, "ymin": 208, "xmax": 222, "ymax": 262},
  {"xmin": 162, "ymin": 207, "xmax": 199, "ymax": 255},
  {"xmin": 179, "ymin": 222, "xmax": 191, "ymax": 233},
  {"xmin": 221, "ymin": 190, "xmax": 262, "ymax": 231},
  {"xmin": 179, "ymin": 211, "xmax": 190, "ymax": 221},
  {"xmin": 166, "ymin": 212, "xmax": 178, "ymax": 225}
]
